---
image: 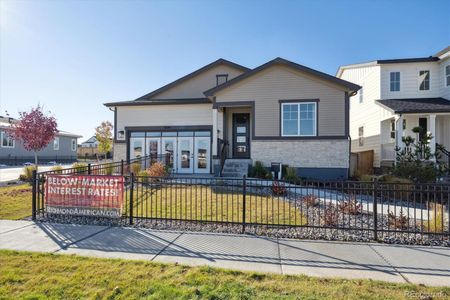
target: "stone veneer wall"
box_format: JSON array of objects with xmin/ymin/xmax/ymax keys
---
[
  {"xmin": 113, "ymin": 143, "xmax": 127, "ymax": 161},
  {"xmin": 251, "ymin": 139, "xmax": 349, "ymax": 168}
]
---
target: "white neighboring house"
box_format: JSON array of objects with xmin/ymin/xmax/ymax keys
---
[
  {"xmin": 80, "ymin": 136, "xmax": 99, "ymax": 148},
  {"xmin": 337, "ymin": 46, "xmax": 450, "ymax": 169}
]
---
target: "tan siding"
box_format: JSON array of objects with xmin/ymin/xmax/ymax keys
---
[
  {"xmin": 116, "ymin": 104, "xmax": 213, "ymax": 137},
  {"xmin": 153, "ymin": 65, "xmax": 245, "ymax": 99},
  {"xmin": 215, "ymin": 65, "xmax": 347, "ymax": 137}
]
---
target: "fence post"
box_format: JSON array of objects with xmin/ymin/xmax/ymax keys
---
[
  {"xmin": 373, "ymin": 179, "xmax": 378, "ymax": 241},
  {"xmin": 129, "ymin": 173, "xmax": 134, "ymax": 225},
  {"xmin": 31, "ymin": 170, "xmax": 37, "ymax": 221},
  {"xmin": 242, "ymin": 175, "xmax": 247, "ymax": 233},
  {"xmin": 88, "ymin": 163, "xmax": 92, "ymax": 175},
  {"xmin": 121, "ymin": 160, "xmax": 124, "ymax": 175}
]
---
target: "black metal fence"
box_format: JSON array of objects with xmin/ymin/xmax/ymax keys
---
[{"xmin": 31, "ymin": 166, "xmax": 450, "ymax": 244}]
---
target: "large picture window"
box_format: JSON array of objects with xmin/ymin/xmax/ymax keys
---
[
  {"xmin": 281, "ymin": 102, "xmax": 317, "ymax": 136},
  {"xmin": 1, "ymin": 131, "xmax": 15, "ymax": 148}
]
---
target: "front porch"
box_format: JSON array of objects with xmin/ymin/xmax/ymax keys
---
[
  {"xmin": 380, "ymin": 113, "xmax": 450, "ymax": 166},
  {"xmin": 212, "ymin": 103, "xmax": 254, "ymax": 176}
]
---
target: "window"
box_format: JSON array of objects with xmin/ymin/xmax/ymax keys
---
[
  {"xmin": 390, "ymin": 72, "xmax": 400, "ymax": 91},
  {"xmin": 1, "ymin": 131, "xmax": 14, "ymax": 148},
  {"xmin": 216, "ymin": 74, "xmax": 228, "ymax": 86},
  {"xmin": 446, "ymin": 65, "xmax": 450, "ymax": 87},
  {"xmin": 419, "ymin": 70, "xmax": 430, "ymax": 90},
  {"xmin": 358, "ymin": 126, "xmax": 364, "ymax": 146},
  {"xmin": 390, "ymin": 120, "xmax": 395, "ymax": 140},
  {"xmin": 359, "ymin": 88, "xmax": 363, "ymax": 103},
  {"xmin": 53, "ymin": 137, "xmax": 59, "ymax": 150},
  {"xmin": 71, "ymin": 139, "xmax": 77, "ymax": 151},
  {"xmin": 281, "ymin": 102, "xmax": 317, "ymax": 136}
]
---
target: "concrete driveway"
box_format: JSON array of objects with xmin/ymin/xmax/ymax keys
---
[{"xmin": 0, "ymin": 220, "xmax": 449, "ymax": 287}]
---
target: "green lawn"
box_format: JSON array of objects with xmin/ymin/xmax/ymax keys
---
[
  {"xmin": 0, "ymin": 184, "xmax": 31, "ymax": 220},
  {"xmin": 129, "ymin": 185, "xmax": 306, "ymax": 225},
  {"xmin": 0, "ymin": 250, "xmax": 448, "ymax": 300}
]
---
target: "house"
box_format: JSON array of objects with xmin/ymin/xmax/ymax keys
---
[
  {"xmin": 77, "ymin": 136, "xmax": 112, "ymax": 159},
  {"xmin": 337, "ymin": 46, "xmax": 450, "ymax": 170},
  {"xmin": 104, "ymin": 58, "xmax": 360, "ymax": 180},
  {"xmin": 0, "ymin": 116, "xmax": 82, "ymax": 165}
]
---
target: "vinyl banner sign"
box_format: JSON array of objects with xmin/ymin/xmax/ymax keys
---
[{"xmin": 45, "ymin": 175, "xmax": 125, "ymax": 218}]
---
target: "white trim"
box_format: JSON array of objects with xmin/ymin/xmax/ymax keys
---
[
  {"xmin": 281, "ymin": 102, "xmax": 317, "ymax": 137},
  {"xmin": 53, "ymin": 137, "xmax": 60, "ymax": 150},
  {"xmin": 1, "ymin": 131, "xmax": 15, "ymax": 148}
]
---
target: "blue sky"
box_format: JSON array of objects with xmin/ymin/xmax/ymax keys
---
[{"xmin": 0, "ymin": 0, "xmax": 448, "ymax": 141}]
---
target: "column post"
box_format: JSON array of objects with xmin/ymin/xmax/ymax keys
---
[
  {"xmin": 429, "ymin": 114, "xmax": 436, "ymax": 161},
  {"xmin": 212, "ymin": 108, "xmax": 218, "ymax": 156},
  {"xmin": 395, "ymin": 114, "xmax": 404, "ymax": 151}
]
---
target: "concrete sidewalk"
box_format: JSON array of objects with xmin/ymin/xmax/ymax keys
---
[{"xmin": 0, "ymin": 220, "xmax": 449, "ymax": 287}]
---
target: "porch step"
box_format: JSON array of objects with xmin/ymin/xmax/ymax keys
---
[{"xmin": 221, "ymin": 159, "xmax": 252, "ymax": 178}]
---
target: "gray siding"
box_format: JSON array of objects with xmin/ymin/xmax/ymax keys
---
[{"xmin": 0, "ymin": 130, "xmax": 78, "ymax": 161}]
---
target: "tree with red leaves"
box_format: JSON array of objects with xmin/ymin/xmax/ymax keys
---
[{"xmin": 8, "ymin": 105, "xmax": 58, "ymax": 171}]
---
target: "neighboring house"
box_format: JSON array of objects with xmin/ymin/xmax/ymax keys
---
[
  {"xmin": 77, "ymin": 136, "xmax": 113, "ymax": 159},
  {"xmin": 0, "ymin": 116, "xmax": 82, "ymax": 165},
  {"xmin": 337, "ymin": 46, "xmax": 450, "ymax": 169},
  {"xmin": 105, "ymin": 58, "xmax": 360, "ymax": 180}
]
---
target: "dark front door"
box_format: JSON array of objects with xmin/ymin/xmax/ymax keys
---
[{"xmin": 232, "ymin": 113, "xmax": 250, "ymax": 158}]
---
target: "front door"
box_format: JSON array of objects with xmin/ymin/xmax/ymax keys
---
[
  {"xmin": 232, "ymin": 113, "xmax": 250, "ymax": 158},
  {"xmin": 194, "ymin": 137, "xmax": 210, "ymax": 173},
  {"xmin": 177, "ymin": 137, "xmax": 193, "ymax": 173},
  {"xmin": 161, "ymin": 138, "xmax": 176, "ymax": 171}
]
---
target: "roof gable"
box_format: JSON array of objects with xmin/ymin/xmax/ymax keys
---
[
  {"xmin": 136, "ymin": 59, "xmax": 249, "ymax": 100},
  {"xmin": 205, "ymin": 58, "xmax": 361, "ymax": 96}
]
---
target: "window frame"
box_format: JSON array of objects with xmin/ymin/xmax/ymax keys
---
[
  {"xmin": 1, "ymin": 131, "xmax": 15, "ymax": 148},
  {"xmin": 389, "ymin": 71, "xmax": 401, "ymax": 92},
  {"xmin": 359, "ymin": 87, "xmax": 364, "ymax": 103},
  {"xmin": 358, "ymin": 126, "xmax": 364, "ymax": 147},
  {"xmin": 280, "ymin": 101, "xmax": 318, "ymax": 137},
  {"xmin": 53, "ymin": 137, "xmax": 60, "ymax": 150},
  {"xmin": 445, "ymin": 65, "xmax": 450, "ymax": 87},
  {"xmin": 216, "ymin": 74, "xmax": 228, "ymax": 86},
  {"xmin": 71, "ymin": 139, "xmax": 77, "ymax": 151},
  {"xmin": 418, "ymin": 70, "xmax": 430, "ymax": 91}
]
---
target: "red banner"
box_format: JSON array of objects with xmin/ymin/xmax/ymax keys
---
[{"xmin": 45, "ymin": 175, "xmax": 124, "ymax": 218}]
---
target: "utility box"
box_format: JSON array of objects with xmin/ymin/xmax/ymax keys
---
[{"xmin": 271, "ymin": 162, "xmax": 282, "ymax": 180}]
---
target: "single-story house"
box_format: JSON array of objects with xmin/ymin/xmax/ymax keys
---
[
  {"xmin": 0, "ymin": 116, "xmax": 82, "ymax": 165},
  {"xmin": 104, "ymin": 58, "xmax": 360, "ymax": 180}
]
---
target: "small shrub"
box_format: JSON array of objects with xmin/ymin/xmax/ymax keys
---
[
  {"xmin": 388, "ymin": 209, "xmax": 408, "ymax": 230},
  {"xmin": 105, "ymin": 163, "xmax": 114, "ymax": 175},
  {"xmin": 426, "ymin": 203, "xmax": 445, "ymax": 233},
  {"xmin": 20, "ymin": 165, "xmax": 36, "ymax": 181},
  {"xmin": 131, "ymin": 162, "xmax": 141, "ymax": 174},
  {"xmin": 252, "ymin": 161, "xmax": 268, "ymax": 179},
  {"xmin": 338, "ymin": 194, "xmax": 361, "ymax": 215},
  {"xmin": 137, "ymin": 170, "xmax": 149, "ymax": 184},
  {"xmin": 285, "ymin": 167, "xmax": 299, "ymax": 184},
  {"xmin": 322, "ymin": 207, "xmax": 339, "ymax": 227},
  {"xmin": 358, "ymin": 174, "xmax": 375, "ymax": 182},
  {"xmin": 302, "ymin": 194, "xmax": 319, "ymax": 207},
  {"xmin": 51, "ymin": 165, "xmax": 63, "ymax": 174},
  {"xmin": 272, "ymin": 181, "xmax": 287, "ymax": 196},
  {"xmin": 146, "ymin": 162, "xmax": 168, "ymax": 178},
  {"xmin": 72, "ymin": 162, "xmax": 88, "ymax": 174}
]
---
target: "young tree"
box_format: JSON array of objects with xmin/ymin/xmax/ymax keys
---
[
  {"xmin": 8, "ymin": 105, "xmax": 58, "ymax": 172},
  {"xmin": 95, "ymin": 121, "xmax": 113, "ymax": 160}
]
